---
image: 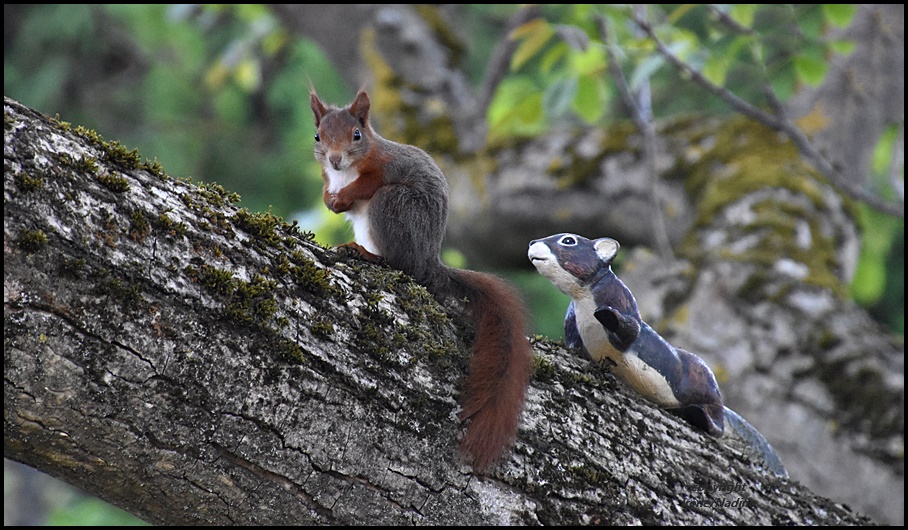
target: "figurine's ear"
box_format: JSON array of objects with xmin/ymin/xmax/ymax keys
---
[{"xmin": 594, "ymin": 238, "xmax": 620, "ymax": 264}]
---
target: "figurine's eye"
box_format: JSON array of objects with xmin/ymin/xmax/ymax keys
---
[
  {"xmin": 314, "ymin": 133, "xmax": 320, "ymax": 143},
  {"xmin": 559, "ymin": 235, "xmax": 577, "ymax": 246},
  {"xmin": 353, "ymin": 129, "xmax": 362, "ymax": 141}
]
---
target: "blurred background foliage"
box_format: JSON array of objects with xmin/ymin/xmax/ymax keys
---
[
  {"xmin": 4, "ymin": 4, "xmax": 903, "ymax": 524},
  {"xmin": 489, "ymin": 4, "xmax": 857, "ymax": 135},
  {"xmin": 486, "ymin": 3, "xmax": 903, "ymax": 333}
]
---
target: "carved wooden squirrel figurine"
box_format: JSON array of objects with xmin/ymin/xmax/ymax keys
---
[
  {"xmin": 529, "ymin": 233, "xmax": 787, "ymax": 477},
  {"xmin": 310, "ymin": 87, "xmax": 534, "ymax": 471}
]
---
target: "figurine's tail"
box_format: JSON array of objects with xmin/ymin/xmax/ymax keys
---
[{"xmin": 722, "ymin": 407, "xmax": 788, "ymax": 478}]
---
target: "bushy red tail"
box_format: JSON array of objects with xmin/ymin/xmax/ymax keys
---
[{"xmin": 451, "ymin": 269, "xmax": 534, "ymax": 471}]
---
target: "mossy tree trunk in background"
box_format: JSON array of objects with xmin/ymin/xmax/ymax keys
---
[
  {"xmin": 5, "ymin": 96, "xmax": 880, "ymax": 524},
  {"xmin": 276, "ymin": 4, "xmax": 904, "ymax": 524}
]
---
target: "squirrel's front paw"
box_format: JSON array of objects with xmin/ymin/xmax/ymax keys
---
[
  {"xmin": 324, "ymin": 193, "xmax": 352, "ymax": 213},
  {"xmin": 336, "ymin": 242, "xmax": 384, "ymax": 264}
]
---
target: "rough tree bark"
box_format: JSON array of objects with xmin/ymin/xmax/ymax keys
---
[
  {"xmin": 277, "ymin": 5, "xmax": 905, "ymax": 524},
  {"xmin": 4, "ymin": 96, "xmax": 880, "ymax": 524}
]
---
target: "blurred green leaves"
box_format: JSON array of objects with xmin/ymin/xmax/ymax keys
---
[
  {"xmin": 510, "ymin": 18, "xmax": 555, "ymax": 71},
  {"xmin": 47, "ymin": 497, "xmax": 148, "ymax": 526},
  {"xmin": 4, "ymin": 4, "xmax": 337, "ymax": 222},
  {"xmin": 492, "ymin": 8, "xmax": 613, "ymax": 140},
  {"xmin": 822, "ymin": 4, "xmax": 858, "ymax": 28},
  {"xmin": 850, "ymin": 124, "xmax": 905, "ymax": 334},
  {"xmin": 488, "ymin": 4, "xmax": 864, "ymax": 140}
]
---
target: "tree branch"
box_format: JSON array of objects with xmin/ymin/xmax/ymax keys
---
[
  {"xmin": 4, "ymin": 96, "xmax": 877, "ymax": 525},
  {"xmin": 633, "ymin": 15, "xmax": 904, "ymax": 218},
  {"xmin": 598, "ymin": 12, "xmax": 674, "ymax": 259}
]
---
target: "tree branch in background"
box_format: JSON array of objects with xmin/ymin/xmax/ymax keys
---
[
  {"xmin": 706, "ymin": 5, "xmax": 756, "ymax": 36},
  {"xmin": 598, "ymin": 13, "xmax": 674, "ymax": 258},
  {"xmin": 473, "ymin": 5, "xmax": 541, "ymax": 131},
  {"xmin": 633, "ymin": 15, "xmax": 904, "ymax": 218}
]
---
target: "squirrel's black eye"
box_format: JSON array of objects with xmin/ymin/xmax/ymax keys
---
[
  {"xmin": 314, "ymin": 133, "xmax": 320, "ymax": 143},
  {"xmin": 559, "ymin": 235, "xmax": 577, "ymax": 246},
  {"xmin": 353, "ymin": 129, "xmax": 362, "ymax": 141}
]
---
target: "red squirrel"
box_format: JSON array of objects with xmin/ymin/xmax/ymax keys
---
[{"xmin": 310, "ymin": 87, "xmax": 534, "ymax": 471}]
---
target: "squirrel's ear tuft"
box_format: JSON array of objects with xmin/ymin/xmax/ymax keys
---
[
  {"xmin": 349, "ymin": 88, "xmax": 371, "ymax": 127},
  {"xmin": 594, "ymin": 238, "xmax": 620, "ymax": 264},
  {"xmin": 310, "ymin": 89, "xmax": 328, "ymax": 126}
]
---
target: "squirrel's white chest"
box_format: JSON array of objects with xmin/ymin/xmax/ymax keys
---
[
  {"xmin": 324, "ymin": 166, "xmax": 381, "ymax": 256},
  {"xmin": 324, "ymin": 166, "xmax": 358, "ymax": 194},
  {"xmin": 346, "ymin": 202, "xmax": 379, "ymax": 256},
  {"xmin": 573, "ymin": 295, "xmax": 680, "ymax": 408}
]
